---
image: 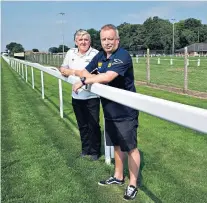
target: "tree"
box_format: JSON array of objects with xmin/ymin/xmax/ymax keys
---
[
  {"xmin": 48, "ymin": 47, "xmax": 59, "ymax": 53},
  {"xmin": 87, "ymin": 28, "xmax": 101, "ymax": 50},
  {"xmin": 179, "ymin": 29, "xmax": 197, "ymax": 47},
  {"xmin": 32, "ymin": 48, "xmax": 39, "ymax": 52},
  {"xmin": 184, "ymin": 18, "xmax": 201, "ymax": 30},
  {"xmin": 6, "ymin": 42, "xmax": 24, "ymax": 54},
  {"xmin": 143, "ymin": 17, "xmax": 172, "ymax": 51},
  {"xmin": 57, "ymin": 45, "xmax": 69, "ymax": 53}
]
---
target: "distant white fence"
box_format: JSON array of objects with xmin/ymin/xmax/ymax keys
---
[{"xmin": 3, "ymin": 56, "xmax": 207, "ymax": 164}]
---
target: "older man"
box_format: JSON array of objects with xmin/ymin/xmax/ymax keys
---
[{"xmin": 59, "ymin": 29, "xmax": 101, "ymax": 160}]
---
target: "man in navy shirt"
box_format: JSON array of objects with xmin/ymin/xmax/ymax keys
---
[{"xmin": 73, "ymin": 24, "xmax": 140, "ymax": 201}]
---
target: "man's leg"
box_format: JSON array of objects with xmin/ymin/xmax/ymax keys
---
[
  {"xmin": 72, "ymin": 98, "xmax": 90, "ymax": 155},
  {"xmin": 98, "ymin": 145, "xmax": 125, "ymax": 186},
  {"xmin": 128, "ymin": 148, "xmax": 140, "ymax": 187},
  {"xmin": 86, "ymin": 98, "xmax": 101, "ymax": 157},
  {"xmin": 114, "ymin": 146, "xmax": 125, "ymax": 180}
]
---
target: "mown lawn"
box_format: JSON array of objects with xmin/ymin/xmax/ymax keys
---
[{"xmin": 1, "ymin": 58, "xmax": 207, "ymax": 203}]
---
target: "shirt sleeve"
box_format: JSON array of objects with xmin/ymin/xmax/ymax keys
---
[
  {"xmin": 107, "ymin": 52, "xmax": 132, "ymax": 76},
  {"xmin": 85, "ymin": 52, "xmax": 100, "ymax": 73}
]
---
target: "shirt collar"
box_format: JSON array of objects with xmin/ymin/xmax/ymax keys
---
[
  {"xmin": 102, "ymin": 46, "xmax": 120, "ymax": 61},
  {"xmin": 74, "ymin": 47, "xmax": 92, "ymax": 57}
]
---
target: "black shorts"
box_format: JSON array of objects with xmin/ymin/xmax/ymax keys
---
[{"xmin": 105, "ymin": 118, "xmax": 138, "ymax": 152}]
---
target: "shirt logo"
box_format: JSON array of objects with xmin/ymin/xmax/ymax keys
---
[
  {"xmin": 98, "ymin": 62, "xmax": 102, "ymax": 68},
  {"xmin": 112, "ymin": 59, "xmax": 123, "ymax": 65},
  {"xmin": 107, "ymin": 63, "xmax": 112, "ymax": 68}
]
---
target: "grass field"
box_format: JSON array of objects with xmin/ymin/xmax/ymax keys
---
[
  {"xmin": 1, "ymin": 58, "xmax": 207, "ymax": 203},
  {"xmin": 132, "ymin": 56, "xmax": 207, "ymax": 92}
]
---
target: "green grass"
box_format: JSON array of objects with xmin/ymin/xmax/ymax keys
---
[
  {"xmin": 132, "ymin": 56, "xmax": 207, "ymax": 92},
  {"xmin": 1, "ymin": 58, "xmax": 207, "ymax": 203}
]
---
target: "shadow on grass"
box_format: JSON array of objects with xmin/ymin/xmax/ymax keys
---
[{"xmin": 138, "ymin": 151, "xmax": 163, "ymax": 203}]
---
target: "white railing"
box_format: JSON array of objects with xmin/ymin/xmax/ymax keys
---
[{"xmin": 3, "ymin": 56, "xmax": 207, "ymax": 164}]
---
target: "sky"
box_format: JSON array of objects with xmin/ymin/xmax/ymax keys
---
[{"xmin": 1, "ymin": 1, "xmax": 207, "ymax": 52}]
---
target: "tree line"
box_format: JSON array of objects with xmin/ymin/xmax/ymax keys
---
[{"xmin": 5, "ymin": 17, "xmax": 207, "ymax": 54}]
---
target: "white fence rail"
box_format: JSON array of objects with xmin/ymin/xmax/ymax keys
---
[{"xmin": 3, "ymin": 56, "xmax": 207, "ymax": 164}]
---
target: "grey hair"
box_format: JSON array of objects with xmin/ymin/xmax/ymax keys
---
[
  {"xmin": 100, "ymin": 24, "xmax": 119, "ymax": 39},
  {"xmin": 74, "ymin": 29, "xmax": 91, "ymax": 41}
]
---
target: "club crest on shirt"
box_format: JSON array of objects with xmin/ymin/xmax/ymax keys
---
[
  {"xmin": 98, "ymin": 62, "xmax": 102, "ymax": 68},
  {"xmin": 107, "ymin": 63, "xmax": 112, "ymax": 68},
  {"xmin": 112, "ymin": 59, "xmax": 123, "ymax": 65}
]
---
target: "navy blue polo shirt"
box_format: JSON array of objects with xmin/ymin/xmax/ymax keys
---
[{"xmin": 85, "ymin": 47, "xmax": 138, "ymax": 121}]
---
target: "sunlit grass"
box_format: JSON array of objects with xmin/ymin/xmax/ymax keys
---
[{"xmin": 2, "ymin": 58, "xmax": 207, "ymax": 203}]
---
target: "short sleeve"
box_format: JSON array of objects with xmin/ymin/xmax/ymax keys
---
[
  {"xmin": 85, "ymin": 52, "xmax": 100, "ymax": 73},
  {"xmin": 107, "ymin": 52, "xmax": 132, "ymax": 76}
]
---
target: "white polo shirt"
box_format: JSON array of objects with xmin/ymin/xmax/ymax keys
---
[{"xmin": 61, "ymin": 47, "xmax": 99, "ymax": 100}]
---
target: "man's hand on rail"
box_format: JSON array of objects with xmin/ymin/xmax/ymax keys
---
[
  {"xmin": 59, "ymin": 67, "xmax": 74, "ymax": 77},
  {"xmin": 72, "ymin": 81, "xmax": 83, "ymax": 94}
]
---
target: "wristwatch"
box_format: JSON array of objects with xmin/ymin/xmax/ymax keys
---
[{"xmin": 80, "ymin": 77, "xmax": 86, "ymax": 85}]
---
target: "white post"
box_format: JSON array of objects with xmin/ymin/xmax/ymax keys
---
[
  {"xmin": 136, "ymin": 55, "xmax": 139, "ymax": 63},
  {"xmin": 146, "ymin": 48, "xmax": 150, "ymax": 85},
  {"xmin": 21, "ymin": 64, "xmax": 24, "ymax": 78},
  {"xmin": 31, "ymin": 67, "xmax": 35, "ymax": 89},
  {"xmin": 58, "ymin": 79, "xmax": 63, "ymax": 118},
  {"xmin": 170, "ymin": 58, "xmax": 173, "ymax": 65},
  {"xmin": 157, "ymin": 58, "xmax": 160, "ymax": 65},
  {"xmin": 10, "ymin": 59, "xmax": 13, "ymax": 69},
  {"xmin": 184, "ymin": 47, "xmax": 188, "ymax": 93},
  {"xmin": 103, "ymin": 117, "xmax": 111, "ymax": 165},
  {"xmin": 18, "ymin": 62, "xmax": 20, "ymax": 74},
  {"xmin": 25, "ymin": 65, "xmax": 28, "ymax": 82},
  {"xmin": 110, "ymin": 146, "xmax": 114, "ymax": 158},
  {"xmin": 197, "ymin": 59, "xmax": 200, "ymax": 67},
  {"xmin": 41, "ymin": 71, "xmax": 45, "ymax": 99},
  {"xmin": 15, "ymin": 61, "xmax": 17, "ymax": 71},
  {"xmin": 9, "ymin": 58, "xmax": 11, "ymax": 67}
]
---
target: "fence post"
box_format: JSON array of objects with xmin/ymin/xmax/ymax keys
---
[
  {"xmin": 136, "ymin": 55, "xmax": 139, "ymax": 63},
  {"xmin": 25, "ymin": 65, "xmax": 28, "ymax": 82},
  {"xmin": 184, "ymin": 47, "xmax": 188, "ymax": 93},
  {"xmin": 170, "ymin": 58, "xmax": 173, "ymax": 65},
  {"xmin": 58, "ymin": 79, "xmax": 63, "ymax": 118},
  {"xmin": 14, "ymin": 60, "xmax": 16, "ymax": 71},
  {"xmin": 158, "ymin": 58, "xmax": 160, "ymax": 65},
  {"xmin": 103, "ymin": 117, "xmax": 112, "ymax": 165},
  {"xmin": 146, "ymin": 48, "xmax": 150, "ymax": 85},
  {"xmin": 21, "ymin": 63, "xmax": 24, "ymax": 78},
  {"xmin": 31, "ymin": 67, "xmax": 35, "ymax": 89},
  {"xmin": 41, "ymin": 71, "xmax": 45, "ymax": 99},
  {"xmin": 197, "ymin": 59, "xmax": 200, "ymax": 67},
  {"xmin": 18, "ymin": 62, "xmax": 21, "ymax": 75}
]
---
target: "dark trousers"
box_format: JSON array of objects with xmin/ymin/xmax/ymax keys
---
[{"xmin": 72, "ymin": 98, "xmax": 101, "ymax": 155}]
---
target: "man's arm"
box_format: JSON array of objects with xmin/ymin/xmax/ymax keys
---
[
  {"xmin": 59, "ymin": 68, "xmax": 92, "ymax": 78},
  {"xmin": 72, "ymin": 71, "xmax": 118, "ymax": 93}
]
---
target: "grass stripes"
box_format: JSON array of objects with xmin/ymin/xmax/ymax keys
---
[{"xmin": 1, "ymin": 58, "xmax": 207, "ymax": 203}]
